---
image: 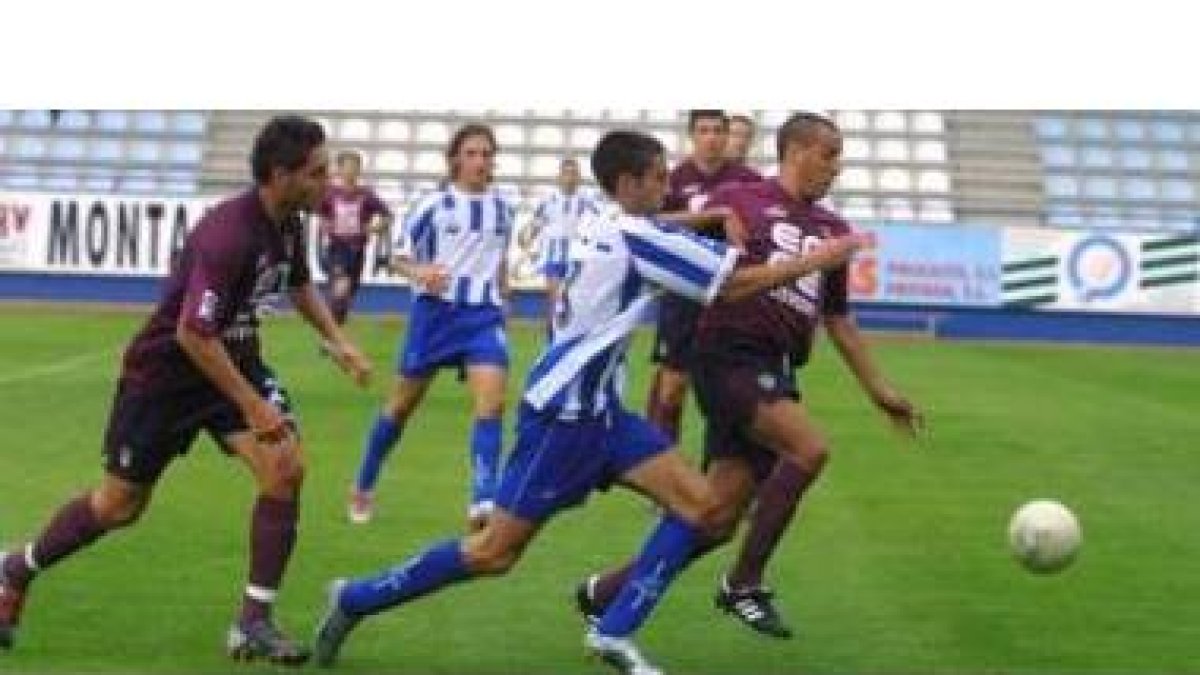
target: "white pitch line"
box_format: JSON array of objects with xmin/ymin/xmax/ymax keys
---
[{"xmin": 0, "ymin": 349, "xmax": 113, "ymax": 387}]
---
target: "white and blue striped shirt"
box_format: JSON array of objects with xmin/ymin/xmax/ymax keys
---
[
  {"xmin": 399, "ymin": 185, "xmax": 516, "ymax": 306},
  {"xmin": 532, "ymin": 189, "xmax": 601, "ymax": 273},
  {"xmin": 523, "ymin": 205, "xmax": 740, "ymax": 418}
]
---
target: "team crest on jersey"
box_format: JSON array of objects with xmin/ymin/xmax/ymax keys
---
[
  {"xmin": 758, "ymin": 372, "xmax": 778, "ymax": 391},
  {"xmin": 250, "ymin": 262, "xmax": 290, "ymax": 318}
]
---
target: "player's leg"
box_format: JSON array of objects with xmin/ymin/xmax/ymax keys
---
[
  {"xmin": 726, "ymin": 457, "xmax": 815, "ymax": 589},
  {"xmin": 1, "ymin": 383, "xmax": 181, "ymax": 649},
  {"xmin": 645, "ymin": 305, "xmax": 698, "ymax": 444},
  {"xmin": 326, "ymin": 243, "xmax": 357, "ymax": 325},
  {"xmin": 544, "ymin": 276, "xmax": 562, "ymax": 336},
  {"xmin": 0, "ymin": 473, "xmax": 154, "ymax": 650},
  {"xmin": 463, "ymin": 364, "xmax": 506, "ymax": 529},
  {"xmin": 542, "ymin": 240, "xmax": 567, "ymax": 336},
  {"xmin": 717, "ymin": 397, "xmax": 828, "ymax": 638},
  {"xmin": 579, "ymin": 454, "xmax": 756, "ymax": 622},
  {"xmin": 315, "ymin": 508, "xmax": 542, "ymax": 667},
  {"xmin": 461, "ymin": 312, "xmax": 509, "ymax": 529},
  {"xmin": 351, "ymin": 374, "xmax": 435, "ymax": 523},
  {"xmin": 350, "ymin": 296, "xmax": 451, "ymax": 523},
  {"xmin": 576, "ymin": 445, "xmax": 727, "ymax": 674},
  {"xmin": 213, "ymin": 365, "xmax": 309, "ymax": 665},
  {"xmin": 351, "ymin": 300, "xmax": 444, "ymax": 523},
  {"xmin": 646, "ymin": 365, "xmax": 688, "ymax": 443},
  {"xmin": 567, "ymin": 409, "xmax": 734, "ymax": 669},
  {"xmin": 222, "ymin": 430, "xmax": 309, "ymax": 665},
  {"xmin": 317, "ymin": 404, "xmax": 578, "ymax": 667}
]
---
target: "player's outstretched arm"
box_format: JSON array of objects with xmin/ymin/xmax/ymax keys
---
[
  {"xmin": 658, "ymin": 207, "xmax": 730, "ymax": 232},
  {"xmin": 824, "ymin": 314, "xmax": 923, "ymax": 436},
  {"xmin": 289, "ymin": 283, "xmax": 372, "ymax": 387},
  {"xmin": 716, "ymin": 233, "xmax": 869, "ymax": 302}
]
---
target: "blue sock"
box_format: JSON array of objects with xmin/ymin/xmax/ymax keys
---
[
  {"xmin": 595, "ymin": 514, "xmax": 700, "ymax": 637},
  {"xmin": 470, "ymin": 417, "xmax": 502, "ymax": 505},
  {"xmin": 339, "ymin": 539, "xmax": 471, "ymax": 616},
  {"xmin": 355, "ymin": 413, "xmax": 403, "ymax": 493}
]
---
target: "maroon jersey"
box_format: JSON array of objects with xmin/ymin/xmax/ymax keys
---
[
  {"xmin": 655, "ymin": 158, "xmax": 764, "ymax": 349},
  {"xmin": 317, "ymin": 185, "xmax": 391, "ymax": 247},
  {"xmin": 121, "ymin": 189, "xmax": 311, "ymax": 392},
  {"xmin": 663, "ymin": 158, "xmax": 763, "ymax": 228},
  {"xmin": 698, "ymin": 179, "xmax": 852, "ymax": 367}
]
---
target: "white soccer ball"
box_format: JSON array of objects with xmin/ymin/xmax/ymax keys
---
[{"xmin": 1007, "ymin": 499, "xmax": 1081, "ymax": 573}]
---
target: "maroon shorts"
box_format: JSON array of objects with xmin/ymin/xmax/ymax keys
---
[
  {"xmin": 102, "ymin": 360, "xmax": 295, "ymax": 484},
  {"xmin": 691, "ymin": 346, "xmax": 798, "ymax": 482},
  {"xmin": 651, "ymin": 295, "xmax": 702, "ymax": 370}
]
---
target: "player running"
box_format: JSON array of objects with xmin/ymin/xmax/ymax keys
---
[
  {"xmin": 316, "ymin": 150, "xmax": 393, "ymax": 326},
  {"xmin": 312, "ymin": 129, "xmax": 867, "ymax": 675},
  {"xmin": 521, "ymin": 157, "xmax": 600, "ymax": 330},
  {"xmin": 348, "ymin": 124, "xmax": 515, "ymax": 529},
  {"xmin": 647, "ymin": 109, "xmax": 762, "ymax": 443},
  {"xmin": 576, "ymin": 112, "xmax": 923, "ymax": 639},
  {"xmin": 0, "ymin": 115, "xmax": 372, "ymax": 664}
]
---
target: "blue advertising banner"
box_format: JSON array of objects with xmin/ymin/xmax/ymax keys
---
[{"xmin": 849, "ymin": 224, "xmax": 1002, "ymax": 307}]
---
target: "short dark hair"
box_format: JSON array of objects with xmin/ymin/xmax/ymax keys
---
[
  {"xmin": 560, "ymin": 157, "xmax": 579, "ymax": 169},
  {"xmin": 775, "ymin": 112, "xmax": 838, "ymax": 160},
  {"xmin": 687, "ymin": 109, "xmax": 728, "ymax": 132},
  {"xmin": 336, "ymin": 149, "xmax": 363, "ymax": 167},
  {"xmin": 250, "ymin": 115, "xmax": 326, "ymax": 184},
  {"xmin": 592, "ymin": 131, "xmax": 664, "ymax": 196}
]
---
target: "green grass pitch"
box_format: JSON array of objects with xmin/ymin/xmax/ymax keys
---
[{"xmin": 1, "ymin": 307, "xmax": 1197, "ymax": 674}]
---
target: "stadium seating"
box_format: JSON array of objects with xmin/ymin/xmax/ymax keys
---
[
  {"xmin": 2, "ymin": 109, "xmax": 1197, "ymax": 228},
  {"xmin": 0, "ymin": 110, "xmax": 207, "ymax": 195}
]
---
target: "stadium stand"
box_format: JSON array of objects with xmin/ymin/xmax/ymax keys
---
[{"xmin": 3, "ymin": 110, "xmax": 1198, "ymax": 229}]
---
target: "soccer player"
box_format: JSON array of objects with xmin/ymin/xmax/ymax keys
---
[
  {"xmin": 316, "ymin": 150, "xmax": 393, "ymax": 325},
  {"xmin": 311, "ymin": 130, "xmax": 867, "ymax": 675},
  {"xmin": 726, "ymin": 113, "xmax": 757, "ymax": 166},
  {"xmin": 0, "ymin": 115, "xmax": 372, "ymax": 663},
  {"xmin": 647, "ymin": 110, "xmax": 761, "ymax": 444},
  {"xmin": 576, "ymin": 112, "xmax": 923, "ymax": 639},
  {"xmin": 520, "ymin": 157, "xmax": 600, "ymax": 329},
  {"xmin": 348, "ymin": 124, "xmax": 515, "ymax": 529}
]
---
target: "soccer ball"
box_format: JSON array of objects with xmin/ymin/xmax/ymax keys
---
[{"xmin": 1007, "ymin": 500, "xmax": 1081, "ymax": 573}]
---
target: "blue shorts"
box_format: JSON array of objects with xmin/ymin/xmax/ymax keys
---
[
  {"xmin": 399, "ymin": 296, "xmax": 509, "ymax": 379},
  {"xmin": 496, "ymin": 404, "xmax": 672, "ymax": 523},
  {"xmin": 542, "ymin": 261, "xmax": 568, "ymax": 281},
  {"xmin": 541, "ymin": 237, "xmax": 570, "ymax": 281}
]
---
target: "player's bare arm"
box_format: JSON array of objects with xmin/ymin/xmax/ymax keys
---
[
  {"xmin": 368, "ymin": 213, "xmax": 393, "ymax": 236},
  {"xmin": 289, "ymin": 283, "xmax": 372, "ymax": 386},
  {"xmin": 658, "ymin": 207, "xmax": 731, "ymax": 232},
  {"xmin": 390, "ymin": 254, "xmax": 450, "ymax": 294},
  {"xmin": 174, "ymin": 323, "xmax": 289, "ymax": 443},
  {"xmin": 717, "ymin": 233, "xmax": 868, "ymax": 302},
  {"xmin": 824, "ymin": 314, "xmax": 924, "ymax": 436}
]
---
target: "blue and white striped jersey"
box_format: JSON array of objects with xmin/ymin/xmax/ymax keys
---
[
  {"xmin": 398, "ymin": 185, "xmax": 516, "ymax": 306},
  {"xmin": 531, "ymin": 189, "xmax": 601, "ymax": 274},
  {"xmin": 522, "ymin": 204, "xmax": 740, "ymax": 418}
]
